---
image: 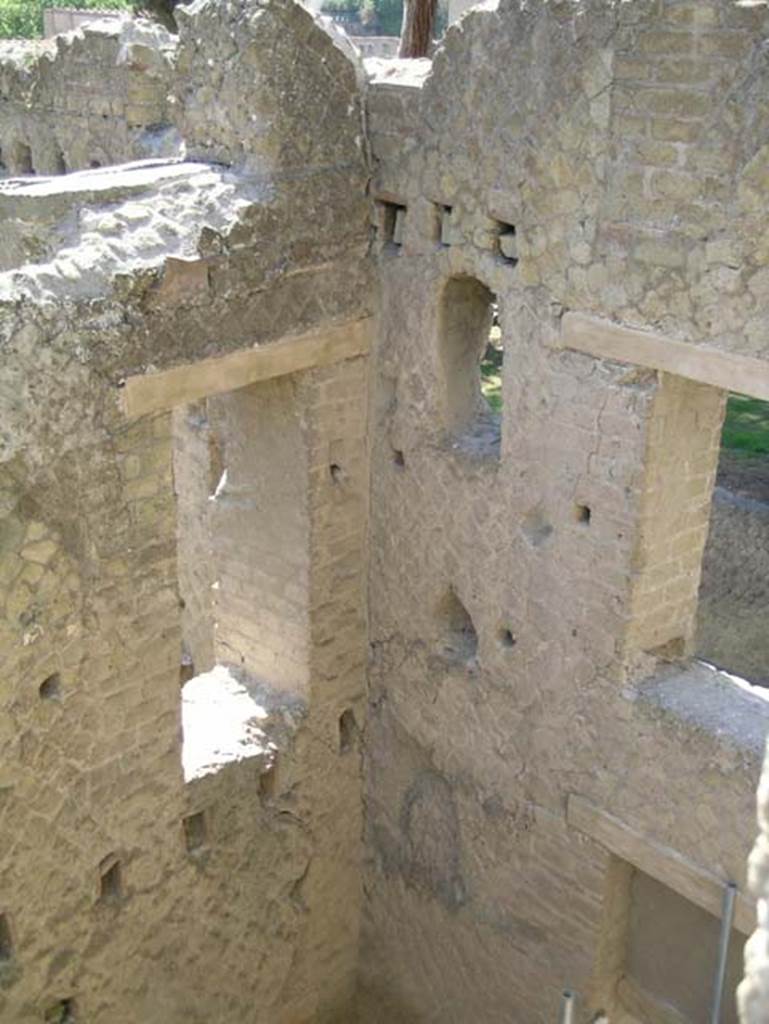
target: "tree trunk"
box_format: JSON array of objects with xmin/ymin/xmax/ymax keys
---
[{"xmin": 398, "ymin": 0, "xmax": 437, "ymax": 58}]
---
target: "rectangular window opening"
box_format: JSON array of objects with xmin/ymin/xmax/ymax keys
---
[
  {"xmin": 591, "ymin": 848, "xmax": 746, "ymax": 1024},
  {"xmin": 696, "ymin": 392, "xmax": 769, "ymax": 690},
  {"xmin": 379, "ymin": 200, "xmax": 407, "ymax": 250},
  {"xmin": 481, "ymin": 301, "xmax": 503, "ymax": 419},
  {"xmin": 440, "ymin": 276, "xmax": 502, "ymax": 456},
  {"xmin": 176, "ymin": 381, "xmax": 310, "ymax": 785},
  {"xmin": 622, "ymin": 869, "xmax": 744, "ymax": 1024}
]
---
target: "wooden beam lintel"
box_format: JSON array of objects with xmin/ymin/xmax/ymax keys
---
[
  {"xmin": 121, "ymin": 317, "xmax": 373, "ymax": 418},
  {"xmin": 561, "ymin": 312, "xmax": 769, "ymax": 402},
  {"xmin": 567, "ymin": 794, "xmax": 756, "ymax": 936}
]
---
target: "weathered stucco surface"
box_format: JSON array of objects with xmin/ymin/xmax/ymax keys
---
[
  {"xmin": 0, "ymin": 0, "xmax": 370, "ymax": 1020},
  {"xmin": 0, "ymin": 17, "xmax": 178, "ymax": 175},
  {"xmin": 2, "ymin": 1, "xmax": 769, "ymax": 1022},
  {"xmin": 362, "ymin": 1, "xmax": 769, "ymax": 1021}
]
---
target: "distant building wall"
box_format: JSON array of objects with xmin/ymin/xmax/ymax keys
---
[
  {"xmin": 351, "ymin": 35, "xmax": 398, "ymax": 58},
  {"xmin": 0, "ymin": 16, "xmax": 178, "ymax": 176},
  {"xmin": 43, "ymin": 6, "xmax": 122, "ymax": 37}
]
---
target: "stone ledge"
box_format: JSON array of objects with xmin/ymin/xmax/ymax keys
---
[
  {"xmin": 633, "ymin": 659, "xmax": 769, "ymax": 763},
  {"xmin": 121, "ymin": 318, "xmax": 374, "ymax": 417},
  {"xmin": 0, "ymin": 159, "xmax": 204, "ymax": 207}
]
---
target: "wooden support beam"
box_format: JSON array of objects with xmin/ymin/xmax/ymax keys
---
[
  {"xmin": 567, "ymin": 794, "xmax": 756, "ymax": 936},
  {"xmin": 120, "ymin": 318, "xmax": 372, "ymax": 418},
  {"xmin": 561, "ymin": 312, "xmax": 769, "ymax": 402}
]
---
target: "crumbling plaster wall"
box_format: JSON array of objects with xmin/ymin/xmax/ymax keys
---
[
  {"xmin": 0, "ymin": 17, "xmax": 178, "ymax": 176},
  {"xmin": 5, "ymin": 0, "xmax": 769, "ymax": 1021},
  {"xmin": 0, "ymin": 0, "xmax": 372, "ymax": 1020},
  {"xmin": 362, "ymin": 1, "xmax": 769, "ymax": 1021}
]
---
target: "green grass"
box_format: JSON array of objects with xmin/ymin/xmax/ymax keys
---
[
  {"xmin": 722, "ymin": 395, "xmax": 769, "ymax": 455},
  {"xmin": 481, "ymin": 325, "xmax": 502, "ymax": 414}
]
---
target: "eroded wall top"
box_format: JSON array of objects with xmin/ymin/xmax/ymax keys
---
[
  {"xmin": 0, "ymin": 1, "xmax": 372, "ymax": 1020},
  {"xmin": 174, "ymin": 0, "xmax": 365, "ymax": 172},
  {"xmin": 0, "ymin": 16, "xmax": 179, "ymax": 174},
  {"xmin": 370, "ymin": 0, "xmax": 769, "ymax": 358}
]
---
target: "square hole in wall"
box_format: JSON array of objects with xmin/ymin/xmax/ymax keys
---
[
  {"xmin": 12, "ymin": 141, "xmax": 34, "ymax": 176},
  {"xmin": 98, "ymin": 854, "xmax": 122, "ymax": 905},
  {"xmin": 574, "ymin": 504, "xmax": 591, "ymax": 526},
  {"xmin": 379, "ymin": 200, "xmax": 406, "ymax": 250},
  {"xmin": 0, "ymin": 913, "xmax": 13, "ymax": 961},
  {"xmin": 183, "ymin": 811, "xmax": 207, "ymax": 854},
  {"xmin": 44, "ymin": 999, "xmax": 76, "ymax": 1023},
  {"xmin": 38, "ymin": 673, "xmax": 61, "ymax": 700},
  {"xmin": 495, "ymin": 222, "xmax": 518, "ymax": 265},
  {"xmin": 498, "ymin": 627, "xmax": 516, "ymax": 649},
  {"xmin": 338, "ymin": 708, "xmax": 359, "ymax": 754},
  {"xmin": 436, "ymin": 588, "xmax": 478, "ymax": 667}
]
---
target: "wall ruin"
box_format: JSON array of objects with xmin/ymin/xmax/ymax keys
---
[
  {"xmin": 0, "ymin": 0, "xmax": 370, "ymax": 1020},
  {"xmin": 0, "ymin": 16, "xmax": 177, "ymax": 176},
  {"xmin": 2, "ymin": 0, "xmax": 769, "ymax": 1022},
  {"xmin": 362, "ymin": 1, "xmax": 769, "ymax": 1021}
]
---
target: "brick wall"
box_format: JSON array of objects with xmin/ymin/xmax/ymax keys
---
[
  {"xmin": 0, "ymin": 0, "xmax": 373, "ymax": 1016},
  {"xmin": 361, "ymin": 1, "xmax": 769, "ymax": 1020},
  {"xmin": 626, "ymin": 374, "xmax": 726, "ymax": 657},
  {"xmin": 210, "ymin": 378, "xmax": 312, "ymax": 697}
]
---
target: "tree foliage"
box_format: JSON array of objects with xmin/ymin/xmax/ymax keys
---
[
  {"xmin": 0, "ymin": 0, "xmax": 190, "ymax": 39},
  {"xmin": 0, "ymin": 0, "xmax": 132, "ymax": 39}
]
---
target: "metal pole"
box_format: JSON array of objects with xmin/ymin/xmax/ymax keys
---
[
  {"xmin": 709, "ymin": 881, "xmax": 738, "ymax": 1024},
  {"xmin": 559, "ymin": 989, "xmax": 575, "ymax": 1024}
]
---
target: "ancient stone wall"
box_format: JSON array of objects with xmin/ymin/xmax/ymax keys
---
[
  {"xmin": 361, "ymin": 2, "xmax": 769, "ymax": 1021},
  {"xmin": 0, "ymin": 16, "xmax": 177, "ymax": 176},
  {"xmin": 4, "ymin": 0, "xmax": 769, "ymax": 1021},
  {"xmin": 0, "ymin": 0, "xmax": 372, "ymax": 1020}
]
